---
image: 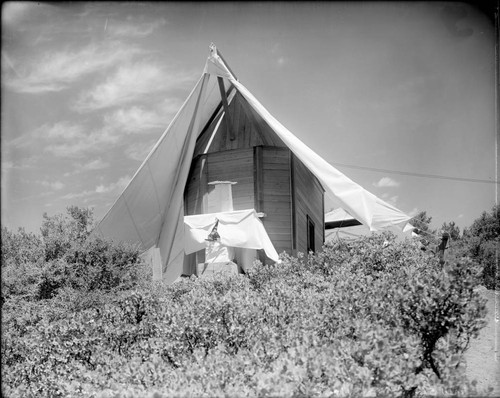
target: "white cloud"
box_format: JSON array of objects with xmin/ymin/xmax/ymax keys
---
[
  {"xmin": 95, "ymin": 175, "xmax": 130, "ymax": 194},
  {"xmin": 381, "ymin": 192, "xmax": 399, "ymax": 205},
  {"xmin": 8, "ymin": 121, "xmax": 94, "ymax": 158},
  {"xmin": 40, "ymin": 180, "xmax": 65, "ymax": 191},
  {"xmin": 44, "ymin": 130, "xmax": 118, "ymax": 158},
  {"xmin": 106, "ymin": 18, "xmax": 167, "ymax": 38},
  {"xmin": 61, "ymin": 175, "xmax": 129, "ymax": 201},
  {"xmin": 31, "ymin": 121, "xmax": 119, "ymax": 158},
  {"xmin": 124, "ymin": 140, "xmax": 156, "ymax": 161},
  {"xmin": 81, "ymin": 158, "xmax": 109, "ymax": 171},
  {"xmin": 103, "ymin": 105, "xmax": 168, "ymax": 134},
  {"xmin": 387, "ymin": 195, "xmax": 399, "ymax": 205},
  {"xmin": 373, "ymin": 176, "xmax": 400, "ymax": 188},
  {"xmin": 3, "ymin": 42, "xmax": 141, "ymax": 93},
  {"xmin": 74, "ymin": 62, "xmax": 196, "ymax": 112},
  {"xmin": 0, "ymin": 155, "xmax": 40, "ymax": 170},
  {"xmin": 34, "ymin": 121, "xmax": 87, "ymax": 140},
  {"xmin": 408, "ymin": 207, "xmax": 419, "ymax": 217},
  {"xmin": 1, "ymin": 161, "xmax": 14, "ymax": 170},
  {"xmin": 61, "ymin": 190, "xmax": 94, "ymax": 200},
  {"xmin": 64, "ymin": 158, "xmax": 110, "ymax": 176},
  {"xmin": 102, "ymin": 97, "xmax": 181, "ymax": 137}
]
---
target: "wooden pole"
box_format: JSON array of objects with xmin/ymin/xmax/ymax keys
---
[
  {"xmin": 217, "ymin": 77, "xmax": 235, "ymax": 141},
  {"xmin": 437, "ymin": 232, "xmax": 450, "ymax": 265}
]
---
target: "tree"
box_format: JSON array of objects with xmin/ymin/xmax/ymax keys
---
[
  {"xmin": 40, "ymin": 206, "xmax": 94, "ymax": 261},
  {"xmin": 461, "ymin": 205, "xmax": 499, "ymax": 290},
  {"xmin": 410, "ymin": 211, "xmax": 434, "ymax": 234},
  {"xmin": 441, "ymin": 221, "xmax": 461, "ymax": 241},
  {"xmin": 1, "ymin": 226, "xmax": 44, "ymax": 266},
  {"xmin": 465, "ymin": 205, "xmax": 500, "ymax": 242},
  {"xmin": 410, "ymin": 211, "xmax": 438, "ymax": 251}
]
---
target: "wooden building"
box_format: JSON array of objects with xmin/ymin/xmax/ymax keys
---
[{"xmin": 184, "ymin": 90, "xmax": 325, "ymax": 258}]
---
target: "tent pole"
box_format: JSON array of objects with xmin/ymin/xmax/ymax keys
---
[
  {"xmin": 218, "ymin": 77, "xmax": 235, "ymax": 141},
  {"xmin": 215, "ymin": 48, "xmax": 238, "ymax": 80}
]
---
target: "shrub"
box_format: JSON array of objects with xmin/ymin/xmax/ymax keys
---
[
  {"xmin": 1, "ymin": 234, "xmax": 490, "ymax": 397},
  {"xmin": 63, "ymin": 236, "xmax": 144, "ymax": 292},
  {"xmin": 40, "ymin": 206, "xmax": 94, "ymax": 262},
  {"xmin": 1, "ymin": 226, "xmax": 45, "ymax": 266}
]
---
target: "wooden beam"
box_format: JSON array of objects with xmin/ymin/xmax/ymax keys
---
[
  {"xmin": 325, "ymin": 219, "xmax": 363, "ymax": 230},
  {"xmin": 437, "ymin": 232, "xmax": 450, "ymax": 265},
  {"xmin": 199, "ymin": 155, "xmax": 208, "ymax": 214},
  {"xmin": 217, "ymin": 76, "xmax": 235, "ymax": 141},
  {"xmin": 236, "ymin": 95, "xmax": 268, "ymax": 146},
  {"xmin": 321, "ymin": 184, "xmax": 325, "ymax": 245},
  {"xmin": 254, "ymin": 146, "xmax": 264, "ymax": 213},
  {"xmin": 216, "ymin": 48, "xmax": 238, "ymax": 80},
  {"xmin": 290, "ymin": 152, "xmax": 297, "ymax": 251}
]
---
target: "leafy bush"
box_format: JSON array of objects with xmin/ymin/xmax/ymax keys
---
[
  {"xmin": 460, "ymin": 205, "xmax": 499, "ymax": 290},
  {"xmin": 1, "ymin": 207, "xmax": 148, "ymax": 303},
  {"xmin": 1, "ymin": 226, "xmax": 45, "ymax": 266},
  {"xmin": 2, "ymin": 233, "xmax": 490, "ymax": 397},
  {"xmin": 40, "ymin": 206, "xmax": 94, "ymax": 262}
]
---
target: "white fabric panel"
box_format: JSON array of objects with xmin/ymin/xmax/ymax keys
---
[
  {"xmin": 96, "ymin": 196, "xmax": 142, "ymax": 245},
  {"xmin": 207, "ymin": 51, "xmax": 411, "ymax": 231},
  {"xmin": 122, "ymin": 166, "xmax": 162, "ymax": 249},
  {"xmin": 95, "ymin": 74, "xmax": 207, "ymax": 249},
  {"xmin": 184, "ymin": 209, "xmax": 279, "ymax": 262},
  {"xmin": 155, "ymin": 73, "xmax": 211, "ymax": 283},
  {"xmin": 96, "ymin": 72, "xmax": 219, "ymax": 284},
  {"xmin": 158, "ymin": 200, "xmax": 186, "ymax": 283},
  {"xmin": 140, "ymin": 246, "xmax": 162, "ymax": 280}
]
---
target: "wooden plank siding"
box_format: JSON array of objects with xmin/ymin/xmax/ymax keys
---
[
  {"xmin": 193, "ymin": 92, "xmax": 287, "ymax": 156},
  {"xmin": 206, "ymin": 149, "xmax": 255, "ymax": 212},
  {"xmin": 185, "ymin": 149, "xmax": 255, "ymax": 215},
  {"xmin": 292, "ymin": 153, "xmax": 325, "ymax": 255},
  {"xmin": 184, "ymin": 155, "xmax": 208, "ymax": 215},
  {"xmin": 260, "ymin": 147, "xmax": 292, "ymax": 255}
]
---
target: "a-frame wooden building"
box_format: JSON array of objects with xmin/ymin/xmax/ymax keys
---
[{"xmin": 185, "ymin": 90, "xmax": 324, "ymax": 258}]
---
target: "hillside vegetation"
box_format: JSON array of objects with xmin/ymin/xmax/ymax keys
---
[{"xmin": 0, "ymin": 207, "xmax": 493, "ymax": 397}]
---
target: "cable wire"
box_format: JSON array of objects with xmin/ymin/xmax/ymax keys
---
[{"xmin": 331, "ymin": 162, "xmax": 499, "ymax": 185}]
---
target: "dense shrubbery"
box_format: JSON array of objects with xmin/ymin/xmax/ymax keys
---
[
  {"xmin": 1, "ymin": 218, "xmax": 490, "ymax": 397},
  {"xmin": 1, "ymin": 207, "xmax": 145, "ymax": 302},
  {"xmin": 412, "ymin": 206, "xmax": 499, "ymax": 290},
  {"xmin": 460, "ymin": 205, "xmax": 500, "ymax": 290}
]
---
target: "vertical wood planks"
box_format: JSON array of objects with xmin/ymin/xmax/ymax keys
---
[{"xmin": 254, "ymin": 146, "xmax": 264, "ymax": 213}]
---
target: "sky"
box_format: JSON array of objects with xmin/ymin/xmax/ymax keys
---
[{"xmin": 1, "ymin": 1, "xmax": 497, "ymax": 234}]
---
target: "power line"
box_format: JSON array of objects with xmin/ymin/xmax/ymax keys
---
[{"xmin": 331, "ymin": 162, "xmax": 499, "ymax": 185}]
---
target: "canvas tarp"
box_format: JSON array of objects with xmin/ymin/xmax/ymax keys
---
[{"xmin": 95, "ymin": 45, "xmax": 411, "ymax": 284}]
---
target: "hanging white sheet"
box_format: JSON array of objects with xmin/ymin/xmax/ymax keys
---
[{"xmin": 184, "ymin": 209, "xmax": 279, "ymax": 262}]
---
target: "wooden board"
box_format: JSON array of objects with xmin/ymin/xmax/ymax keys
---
[
  {"xmin": 292, "ymin": 154, "xmax": 325, "ymax": 254},
  {"xmin": 260, "ymin": 147, "xmax": 292, "ymax": 254}
]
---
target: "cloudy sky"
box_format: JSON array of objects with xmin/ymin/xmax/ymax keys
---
[{"xmin": 2, "ymin": 1, "xmax": 496, "ymax": 233}]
